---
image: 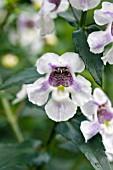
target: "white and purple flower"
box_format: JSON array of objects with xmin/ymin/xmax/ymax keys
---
[
  {"xmin": 26, "ymin": 52, "xmax": 92, "ymax": 122},
  {"xmin": 80, "ymin": 88, "xmax": 113, "ymax": 161},
  {"xmin": 87, "ymin": 2, "xmax": 113, "ymax": 65},
  {"xmin": 37, "ymin": 0, "xmax": 69, "ymax": 36},
  {"xmin": 69, "ymin": 0, "xmax": 100, "ymax": 11}
]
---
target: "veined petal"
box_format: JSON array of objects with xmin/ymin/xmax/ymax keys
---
[
  {"xmin": 26, "ymin": 77, "xmax": 51, "ymax": 106},
  {"xmin": 45, "ymin": 97, "xmax": 77, "ymax": 122},
  {"xmin": 60, "ymin": 52, "xmax": 85, "ymax": 73},
  {"xmin": 36, "ymin": 52, "xmax": 59, "ymax": 74},
  {"xmin": 102, "ymin": 46, "xmax": 113, "ymax": 65},
  {"xmin": 80, "ymin": 120, "xmax": 100, "ymax": 142},
  {"xmin": 69, "ymin": 0, "xmax": 100, "ymax": 11},
  {"xmin": 93, "ymin": 88, "xmax": 109, "ymax": 106},
  {"xmin": 94, "ymin": 2, "xmax": 113, "ymax": 26},
  {"xmin": 87, "ymin": 29, "xmax": 113, "ymax": 54},
  {"xmin": 12, "ymin": 84, "xmax": 27, "ymax": 104},
  {"xmin": 71, "ymin": 75, "xmax": 92, "ymax": 106},
  {"xmin": 80, "ymin": 100, "xmax": 98, "ymax": 120},
  {"xmin": 37, "ymin": 13, "xmax": 54, "ymax": 36}
]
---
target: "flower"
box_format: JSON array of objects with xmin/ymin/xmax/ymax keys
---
[
  {"xmin": 9, "ymin": 12, "xmax": 44, "ymax": 54},
  {"xmin": 26, "ymin": 52, "xmax": 91, "ymax": 122},
  {"xmin": 37, "ymin": 0, "xmax": 69, "ymax": 36},
  {"xmin": 80, "ymin": 88, "xmax": 113, "ymax": 161},
  {"xmin": 87, "ymin": 2, "xmax": 113, "ymax": 65},
  {"xmin": 69, "ymin": 0, "xmax": 100, "ymax": 11}
]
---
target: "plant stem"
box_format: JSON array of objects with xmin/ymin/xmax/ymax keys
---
[
  {"xmin": 79, "ymin": 11, "xmax": 87, "ymax": 27},
  {"xmin": 67, "ymin": 0, "xmax": 79, "ymax": 23},
  {"xmin": 1, "ymin": 91, "xmax": 24, "ymax": 142}
]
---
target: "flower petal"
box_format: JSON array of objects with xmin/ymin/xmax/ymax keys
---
[
  {"xmin": 60, "ymin": 52, "xmax": 85, "ymax": 73},
  {"xmin": 80, "ymin": 120, "xmax": 100, "ymax": 142},
  {"xmin": 12, "ymin": 84, "xmax": 27, "ymax": 104},
  {"xmin": 101, "ymin": 46, "xmax": 113, "ymax": 65},
  {"xmin": 36, "ymin": 52, "xmax": 59, "ymax": 74},
  {"xmin": 37, "ymin": 13, "xmax": 55, "ymax": 36},
  {"xmin": 45, "ymin": 97, "xmax": 77, "ymax": 122},
  {"xmin": 71, "ymin": 75, "xmax": 92, "ymax": 106},
  {"xmin": 27, "ymin": 77, "xmax": 51, "ymax": 106},
  {"xmin": 80, "ymin": 100, "xmax": 98, "ymax": 120},
  {"xmin": 94, "ymin": 2, "xmax": 113, "ymax": 26},
  {"xmin": 93, "ymin": 88, "xmax": 109, "ymax": 105},
  {"xmin": 69, "ymin": 0, "xmax": 100, "ymax": 11},
  {"xmin": 41, "ymin": 0, "xmax": 55, "ymax": 15},
  {"xmin": 87, "ymin": 28, "xmax": 113, "ymax": 54}
]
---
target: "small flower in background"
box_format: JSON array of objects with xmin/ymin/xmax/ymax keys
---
[
  {"xmin": 26, "ymin": 52, "xmax": 91, "ymax": 122},
  {"xmin": 87, "ymin": 2, "xmax": 113, "ymax": 65},
  {"xmin": 9, "ymin": 12, "xmax": 44, "ymax": 54},
  {"xmin": 37, "ymin": 0, "xmax": 69, "ymax": 36},
  {"xmin": 80, "ymin": 88, "xmax": 113, "ymax": 161},
  {"xmin": 69, "ymin": 0, "xmax": 100, "ymax": 11},
  {"xmin": 1, "ymin": 54, "xmax": 19, "ymax": 69}
]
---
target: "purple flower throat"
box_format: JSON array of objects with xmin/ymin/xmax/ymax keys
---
[{"xmin": 49, "ymin": 67, "xmax": 73, "ymax": 87}]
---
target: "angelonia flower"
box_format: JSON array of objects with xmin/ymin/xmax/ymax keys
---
[
  {"xmin": 26, "ymin": 52, "xmax": 92, "ymax": 122},
  {"xmin": 69, "ymin": 0, "xmax": 100, "ymax": 11},
  {"xmin": 9, "ymin": 12, "xmax": 44, "ymax": 54},
  {"xmin": 80, "ymin": 88, "xmax": 113, "ymax": 161},
  {"xmin": 37, "ymin": 0, "xmax": 69, "ymax": 36},
  {"xmin": 87, "ymin": 2, "xmax": 113, "ymax": 65}
]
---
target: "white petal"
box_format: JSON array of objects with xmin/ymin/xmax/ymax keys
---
[
  {"xmin": 45, "ymin": 97, "xmax": 77, "ymax": 122},
  {"xmin": 60, "ymin": 52, "xmax": 85, "ymax": 73},
  {"xmin": 55, "ymin": 0, "xmax": 69, "ymax": 13},
  {"xmin": 102, "ymin": 46, "xmax": 113, "ymax": 65},
  {"xmin": 87, "ymin": 28, "xmax": 113, "ymax": 54},
  {"xmin": 37, "ymin": 13, "xmax": 55, "ymax": 36},
  {"xmin": 71, "ymin": 75, "xmax": 92, "ymax": 106},
  {"xmin": 36, "ymin": 52, "xmax": 59, "ymax": 74},
  {"xmin": 94, "ymin": 2, "xmax": 113, "ymax": 26},
  {"xmin": 26, "ymin": 77, "xmax": 51, "ymax": 106},
  {"xmin": 41, "ymin": 0, "xmax": 55, "ymax": 15},
  {"xmin": 93, "ymin": 88, "xmax": 109, "ymax": 105},
  {"xmin": 80, "ymin": 100, "xmax": 98, "ymax": 120},
  {"xmin": 69, "ymin": 0, "xmax": 100, "ymax": 11},
  {"xmin": 80, "ymin": 121, "xmax": 100, "ymax": 142},
  {"xmin": 12, "ymin": 84, "xmax": 27, "ymax": 104}
]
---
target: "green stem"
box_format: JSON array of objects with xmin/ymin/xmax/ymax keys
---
[
  {"xmin": 67, "ymin": 0, "xmax": 79, "ymax": 23},
  {"xmin": 79, "ymin": 11, "xmax": 87, "ymax": 27},
  {"xmin": 1, "ymin": 91, "xmax": 24, "ymax": 142}
]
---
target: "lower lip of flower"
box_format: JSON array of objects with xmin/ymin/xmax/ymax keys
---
[{"xmin": 48, "ymin": 67, "xmax": 73, "ymax": 87}]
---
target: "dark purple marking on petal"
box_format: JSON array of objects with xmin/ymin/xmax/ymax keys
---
[
  {"xmin": 97, "ymin": 108, "xmax": 113, "ymax": 124},
  {"xmin": 49, "ymin": 67, "xmax": 73, "ymax": 87},
  {"xmin": 111, "ymin": 23, "xmax": 113, "ymax": 36},
  {"xmin": 48, "ymin": 0, "xmax": 61, "ymax": 11}
]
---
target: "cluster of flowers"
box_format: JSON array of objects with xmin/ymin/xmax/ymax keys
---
[{"xmin": 13, "ymin": 0, "xmax": 113, "ymax": 162}]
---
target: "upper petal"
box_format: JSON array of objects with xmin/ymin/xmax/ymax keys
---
[
  {"xmin": 60, "ymin": 52, "xmax": 85, "ymax": 73},
  {"xmin": 94, "ymin": 2, "xmax": 113, "ymax": 26},
  {"xmin": 36, "ymin": 52, "xmax": 59, "ymax": 74},
  {"xmin": 80, "ymin": 120, "xmax": 100, "ymax": 142},
  {"xmin": 102, "ymin": 46, "xmax": 113, "ymax": 65},
  {"xmin": 69, "ymin": 0, "xmax": 100, "ymax": 11},
  {"xmin": 26, "ymin": 77, "xmax": 51, "ymax": 106},
  {"xmin": 45, "ymin": 97, "xmax": 77, "ymax": 122},
  {"xmin": 93, "ymin": 88, "xmax": 109, "ymax": 106},
  {"xmin": 87, "ymin": 28, "xmax": 113, "ymax": 54},
  {"xmin": 71, "ymin": 75, "xmax": 92, "ymax": 106},
  {"xmin": 80, "ymin": 100, "xmax": 98, "ymax": 120}
]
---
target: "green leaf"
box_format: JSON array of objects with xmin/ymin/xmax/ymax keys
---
[
  {"xmin": 58, "ymin": 11, "xmax": 78, "ymax": 27},
  {"xmin": 0, "ymin": 67, "xmax": 41, "ymax": 90},
  {"xmin": 72, "ymin": 29, "xmax": 103, "ymax": 86},
  {"xmin": 0, "ymin": 140, "xmax": 50, "ymax": 170},
  {"xmin": 56, "ymin": 116, "xmax": 111, "ymax": 170}
]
